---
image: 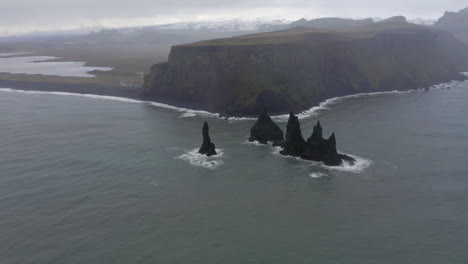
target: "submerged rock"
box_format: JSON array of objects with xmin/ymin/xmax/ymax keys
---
[
  {"xmin": 249, "ymin": 109, "xmax": 284, "ymax": 145},
  {"xmin": 280, "ymin": 114, "xmax": 356, "ymax": 166},
  {"xmin": 198, "ymin": 121, "xmax": 217, "ymax": 156}
]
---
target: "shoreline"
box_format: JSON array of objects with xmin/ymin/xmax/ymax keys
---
[
  {"xmin": 0, "ymin": 80, "xmax": 142, "ymax": 100},
  {"xmin": 1, "ymin": 76, "xmax": 467, "ymax": 120},
  {"xmin": 0, "ymin": 79, "xmax": 220, "ymax": 114}
]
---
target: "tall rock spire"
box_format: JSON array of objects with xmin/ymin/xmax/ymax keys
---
[
  {"xmin": 327, "ymin": 132, "xmax": 338, "ymax": 156},
  {"xmin": 280, "ymin": 112, "xmax": 306, "ymax": 156},
  {"xmin": 309, "ymin": 120, "xmax": 323, "ymax": 141},
  {"xmin": 198, "ymin": 121, "xmax": 217, "ymax": 156}
]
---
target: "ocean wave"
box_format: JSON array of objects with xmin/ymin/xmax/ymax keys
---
[
  {"xmin": 179, "ymin": 112, "xmax": 197, "ymax": 118},
  {"xmin": 271, "ymin": 90, "xmax": 417, "ymax": 122},
  {"xmin": 430, "ymin": 80, "xmax": 465, "ymax": 90},
  {"xmin": 322, "ymin": 154, "xmax": 372, "ymax": 174},
  {"xmin": 178, "ymin": 148, "xmax": 224, "ymax": 169},
  {"xmin": 147, "ymin": 101, "xmax": 221, "ymax": 119},
  {"xmin": 0, "ymin": 88, "xmax": 224, "ymax": 119},
  {"xmin": 242, "ymin": 140, "xmax": 274, "ymax": 146},
  {"xmin": 0, "ymin": 88, "xmax": 143, "ymax": 103},
  {"xmin": 309, "ymin": 172, "xmax": 328, "ymax": 179}
]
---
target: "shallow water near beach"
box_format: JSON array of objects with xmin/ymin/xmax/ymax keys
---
[
  {"xmin": 1, "ymin": 80, "xmax": 468, "ymax": 263},
  {"xmin": 0, "ymin": 53, "xmax": 113, "ymax": 77}
]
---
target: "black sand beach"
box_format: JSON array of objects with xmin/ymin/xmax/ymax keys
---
[
  {"xmin": 0, "ymin": 80, "xmax": 142, "ymax": 100},
  {"xmin": 0, "ymin": 79, "xmax": 220, "ymax": 114}
]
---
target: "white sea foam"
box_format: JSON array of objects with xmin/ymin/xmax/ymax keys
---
[
  {"xmin": 0, "ymin": 88, "xmax": 143, "ymax": 103},
  {"xmin": 243, "ymin": 140, "xmax": 263, "ymax": 146},
  {"xmin": 430, "ymin": 80, "xmax": 460, "ymax": 90},
  {"xmin": 271, "ymin": 90, "xmax": 416, "ymax": 122},
  {"xmin": 270, "ymin": 77, "xmax": 468, "ymax": 122},
  {"xmin": 0, "ymin": 87, "xmax": 254, "ymax": 120},
  {"xmin": 322, "ymin": 154, "xmax": 372, "ymax": 174},
  {"xmin": 179, "ymin": 112, "xmax": 197, "ymax": 118},
  {"xmin": 148, "ymin": 101, "xmax": 222, "ymax": 119},
  {"xmin": 309, "ymin": 172, "xmax": 328, "ymax": 179},
  {"xmin": 242, "ymin": 140, "xmax": 274, "ymax": 146},
  {"xmin": 0, "ymin": 77, "xmax": 464, "ymax": 121},
  {"xmin": 178, "ymin": 148, "xmax": 224, "ymax": 169},
  {"xmin": 0, "ymin": 88, "xmax": 225, "ymax": 119},
  {"xmin": 271, "ymin": 145, "xmax": 372, "ymax": 174},
  {"xmin": 225, "ymin": 116, "xmax": 256, "ymax": 121}
]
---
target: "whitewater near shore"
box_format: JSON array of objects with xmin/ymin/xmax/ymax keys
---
[{"xmin": 1, "ymin": 75, "xmax": 466, "ymax": 121}]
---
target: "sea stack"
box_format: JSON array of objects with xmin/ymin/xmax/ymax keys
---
[
  {"xmin": 280, "ymin": 112, "xmax": 306, "ymax": 156},
  {"xmin": 280, "ymin": 114, "xmax": 356, "ymax": 166},
  {"xmin": 198, "ymin": 121, "xmax": 217, "ymax": 156},
  {"xmin": 249, "ymin": 109, "xmax": 284, "ymax": 145}
]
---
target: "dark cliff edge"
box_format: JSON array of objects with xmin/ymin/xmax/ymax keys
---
[{"xmin": 143, "ymin": 21, "xmax": 468, "ymax": 116}]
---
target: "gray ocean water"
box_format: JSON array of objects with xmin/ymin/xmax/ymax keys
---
[{"xmin": 0, "ymin": 81, "xmax": 467, "ymax": 264}]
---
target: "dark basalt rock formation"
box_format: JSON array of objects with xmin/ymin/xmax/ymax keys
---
[
  {"xmin": 198, "ymin": 121, "xmax": 217, "ymax": 156},
  {"xmin": 280, "ymin": 112, "xmax": 306, "ymax": 156},
  {"xmin": 280, "ymin": 113, "xmax": 356, "ymax": 166},
  {"xmin": 248, "ymin": 109, "xmax": 284, "ymax": 145}
]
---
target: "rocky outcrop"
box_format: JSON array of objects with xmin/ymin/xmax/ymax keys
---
[
  {"xmin": 280, "ymin": 112, "xmax": 306, "ymax": 156},
  {"xmin": 144, "ymin": 22, "xmax": 468, "ymax": 115},
  {"xmin": 198, "ymin": 121, "xmax": 217, "ymax": 156},
  {"xmin": 248, "ymin": 109, "xmax": 284, "ymax": 144},
  {"xmin": 280, "ymin": 114, "xmax": 355, "ymax": 166}
]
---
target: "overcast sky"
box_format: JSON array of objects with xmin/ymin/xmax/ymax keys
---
[{"xmin": 1, "ymin": 0, "xmax": 467, "ymax": 35}]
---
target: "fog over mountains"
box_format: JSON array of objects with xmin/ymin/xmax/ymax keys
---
[
  {"xmin": 0, "ymin": 16, "xmax": 441, "ymax": 38},
  {"xmin": 2, "ymin": 0, "xmax": 467, "ymax": 36}
]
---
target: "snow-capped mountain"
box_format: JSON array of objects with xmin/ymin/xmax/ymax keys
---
[
  {"xmin": 408, "ymin": 18, "xmax": 437, "ymax": 25},
  {"xmin": 154, "ymin": 18, "xmax": 291, "ymax": 32}
]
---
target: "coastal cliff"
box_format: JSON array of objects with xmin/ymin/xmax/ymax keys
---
[{"xmin": 143, "ymin": 22, "xmax": 468, "ymax": 115}]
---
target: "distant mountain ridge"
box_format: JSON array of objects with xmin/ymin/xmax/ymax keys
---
[
  {"xmin": 434, "ymin": 7, "xmax": 468, "ymax": 43},
  {"xmin": 80, "ymin": 14, "xmax": 454, "ymax": 46},
  {"xmin": 290, "ymin": 17, "xmax": 375, "ymax": 28},
  {"xmin": 154, "ymin": 18, "xmax": 291, "ymax": 32}
]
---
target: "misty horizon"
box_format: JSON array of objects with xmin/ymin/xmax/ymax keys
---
[{"xmin": 1, "ymin": 0, "xmax": 467, "ymax": 36}]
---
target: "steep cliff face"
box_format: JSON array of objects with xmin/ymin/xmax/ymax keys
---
[{"xmin": 144, "ymin": 23, "xmax": 468, "ymax": 115}]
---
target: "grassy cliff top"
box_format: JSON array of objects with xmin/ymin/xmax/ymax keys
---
[{"xmin": 179, "ymin": 22, "xmax": 431, "ymax": 47}]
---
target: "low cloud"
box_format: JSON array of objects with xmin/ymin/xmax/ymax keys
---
[{"xmin": 2, "ymin": 0, "xmax": 467, "ymax": 35}]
